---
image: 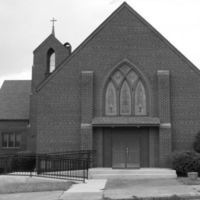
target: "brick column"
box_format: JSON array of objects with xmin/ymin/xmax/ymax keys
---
[
  {"xmin": 157, "ymin": 70, "xmax": 172, "ymax": 167},
  {"xmin": 80, "ymin": 71, "xmax": 93, "ymax": 150}
]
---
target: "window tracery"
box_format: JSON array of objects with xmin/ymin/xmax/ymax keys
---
[
  {"xmin": 120, "ymin": 81, "xmax": 131, "ymax": 115},
  {"xmin": 105, "ymin": 64, "xmax": 147, "ymax": 116}
]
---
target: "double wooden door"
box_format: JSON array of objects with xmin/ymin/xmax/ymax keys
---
[{"xmin": 112, "ymin": 129, "xmax": 140, "ymax": 168}]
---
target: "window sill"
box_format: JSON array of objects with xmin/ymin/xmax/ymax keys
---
[{"xmin": 1, "ymin": 147, "xmax": 21, "ymax": 150}]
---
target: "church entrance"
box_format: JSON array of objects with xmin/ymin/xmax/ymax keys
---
[
  {"xmin": 112, "ymin": 130, "xmax": 140, "ymax": 168},
  {"xmin": 103, "ymin": 127, "xmax": 149, "ymax": 168}
]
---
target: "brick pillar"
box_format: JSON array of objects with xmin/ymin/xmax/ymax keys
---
[
  {"xmin": 80, "ymin": 71, "xmax": 93, "ymax": 150},
  {"xmin": 157, "ymin": 70, "xmax": 172, "ymax": 167}
]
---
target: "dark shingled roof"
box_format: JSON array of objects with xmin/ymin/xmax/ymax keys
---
[{"xmin": 0, "ymin": 80, "xmax": 31, "ymax": 120}]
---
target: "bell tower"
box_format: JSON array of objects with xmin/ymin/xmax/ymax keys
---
[
  {"xmin": 31, "ymin": 19, "xmax": 71, "ymax": 91},
  {"xmin": 28, "ymin": 20, "xmax": 72, "ymax": 153}
]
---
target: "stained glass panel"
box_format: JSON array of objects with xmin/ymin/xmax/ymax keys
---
[
  {"xmin": 105, "ymin": 82, "xmax": 117, "ymax": 115},
  {"xmin": 120, "ymin": 81, "xmax": 131, "ymax": 115},
  {"xmin": 135, "ymin": 81, "xmax": 146, "ymax": 115}
]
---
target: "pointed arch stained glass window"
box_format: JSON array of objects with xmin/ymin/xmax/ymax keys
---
[
  {"xmin": 135, "ymin": 81, "xmax": 146, "ymax": 115},
  {"xmin": 105, "ymin": 82, "xmax": 117, "ymax": 115},
  {"xmin": 105, "ymin": 65, "xmax": 147, "ymax": 116},
  {"xmin": 120, "ymin": 81, "xmax": 131, "ymax": 115}
]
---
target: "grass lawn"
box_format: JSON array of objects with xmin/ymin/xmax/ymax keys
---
[
  {"xmin": 0, "ymin": 175, "xmax": 74, "ymax": 194},
  {"xmin": 103, "ymin": 178, "xmax": 200, "ymax": 200},
  {"xmin": 178, "ymin": 177, "xmax": 200, "ymax": 185}
]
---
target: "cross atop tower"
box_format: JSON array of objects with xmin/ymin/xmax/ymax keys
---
[{"xmin": 50, "ymin": 17, "xmax": 57, "ymax": 36}]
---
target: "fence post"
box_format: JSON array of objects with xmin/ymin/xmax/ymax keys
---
[
  {"xmin": 83, "ymin": 160, "xmax": 86, "ymax": 183},
  {"xmin": 87, "ymin": 160, "xmax": 89, "ymax": 179},
  {"xmin": 4, "ymin": 158, "xmax": 7, "ymax": 174},
  {"xmin": 36, "ymin": 155, "xmax": 40, "ymax": 174}
]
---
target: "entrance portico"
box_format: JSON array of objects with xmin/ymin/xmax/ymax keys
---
[{"xmin": 92, "ymin": 117, "xmax": 160, "ymax": 168}]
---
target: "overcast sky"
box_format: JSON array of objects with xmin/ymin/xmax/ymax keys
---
[{"xmin": 1, "ymin": 0, "xmax": 200, "ymax": 86}]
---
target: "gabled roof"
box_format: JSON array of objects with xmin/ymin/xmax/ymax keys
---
[
  {"xmin": 36, "ymin": 2, "xmax": 200, "ymax": 91},
  {"xmin": 33, "ymin": 33, "xmax": 65, "ymax": 53},
  {"xmin": 0, "ymin": 80, "xmax": 31, "ymax": 120}
]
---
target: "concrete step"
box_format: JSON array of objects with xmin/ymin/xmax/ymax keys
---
[{"xmin": 89, "ymin": 168, "xmax": 177, "ymax": 179}]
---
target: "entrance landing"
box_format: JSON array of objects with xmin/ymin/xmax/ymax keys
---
[{"xmin": 89, "ymin": 168, "xmax": 177, "ymax": 179}]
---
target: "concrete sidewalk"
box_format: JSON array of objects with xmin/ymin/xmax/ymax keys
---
[{"xmin": 60, "ymin": 179, "xmax": 107, "ymax": 200}]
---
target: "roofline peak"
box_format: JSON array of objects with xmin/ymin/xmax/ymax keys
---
[
  {"xmin": 121, "ymin": 1, "xmax": 128, "ymax": 5},
  {"xmin": 120, "ymin": 1, "xmax": 131, "ymax": 8}
]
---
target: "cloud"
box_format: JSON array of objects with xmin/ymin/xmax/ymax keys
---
[
  {"xmin": 0, "ymin": 0, "xmax": 200, "ymax": 80},
  {"xmin": 109, "ymin": 0, "xmax": 122, "ymax": 4}
]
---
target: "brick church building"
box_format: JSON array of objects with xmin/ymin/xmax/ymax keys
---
[{"xmin": 0, "ymin": 2, "xmax": 200, "ymax": 168}]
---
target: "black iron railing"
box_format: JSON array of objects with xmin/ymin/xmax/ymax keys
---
[{"xmin": 0, "ymin": 150, "xmax": 94, "ymax": 182}]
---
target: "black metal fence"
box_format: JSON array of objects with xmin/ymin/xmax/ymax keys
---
[{"xmin": 0, "ymin": 150, "xmax": 94, "ymax": 182}]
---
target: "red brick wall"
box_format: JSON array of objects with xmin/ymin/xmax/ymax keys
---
[{"xmin": 33, "ymin": 7, "xmax": 200, "ymax": 158}]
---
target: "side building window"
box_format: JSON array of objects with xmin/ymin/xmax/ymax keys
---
[
  {"xmin": 2, "ymin": 132, "xmax": 21, "ymax": 148},
  {"xmin": 47, "ymin": 48, "xmax": 56, "ymax": 73},
  {"xmin": 105, "ymin": 64, "xmax": 147, "ymax": 116}
]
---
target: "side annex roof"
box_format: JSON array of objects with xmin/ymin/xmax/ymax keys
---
[{"xmin": 0, "ymin": 80, "xmax": 31, "ymax": 120}]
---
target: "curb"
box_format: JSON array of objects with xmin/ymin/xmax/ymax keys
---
[{"xmin": 102, "ymin": 194, "xmax": 200, "ymax": 200}]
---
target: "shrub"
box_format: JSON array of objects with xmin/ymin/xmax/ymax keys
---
[
  {"xmin": 193, "ymin": 131, "xmax": 200, "ymax": 153},
  {"xmin": 171, "ymin": 151, "xmax": 200, "ymax": 176},
  {"xmin": 11, "ymin": 156, "xmax": 36, "ymax": 172},
  {"xmin": 0, "ymin": 168, "xmax": 4, "ymax": 173}
]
